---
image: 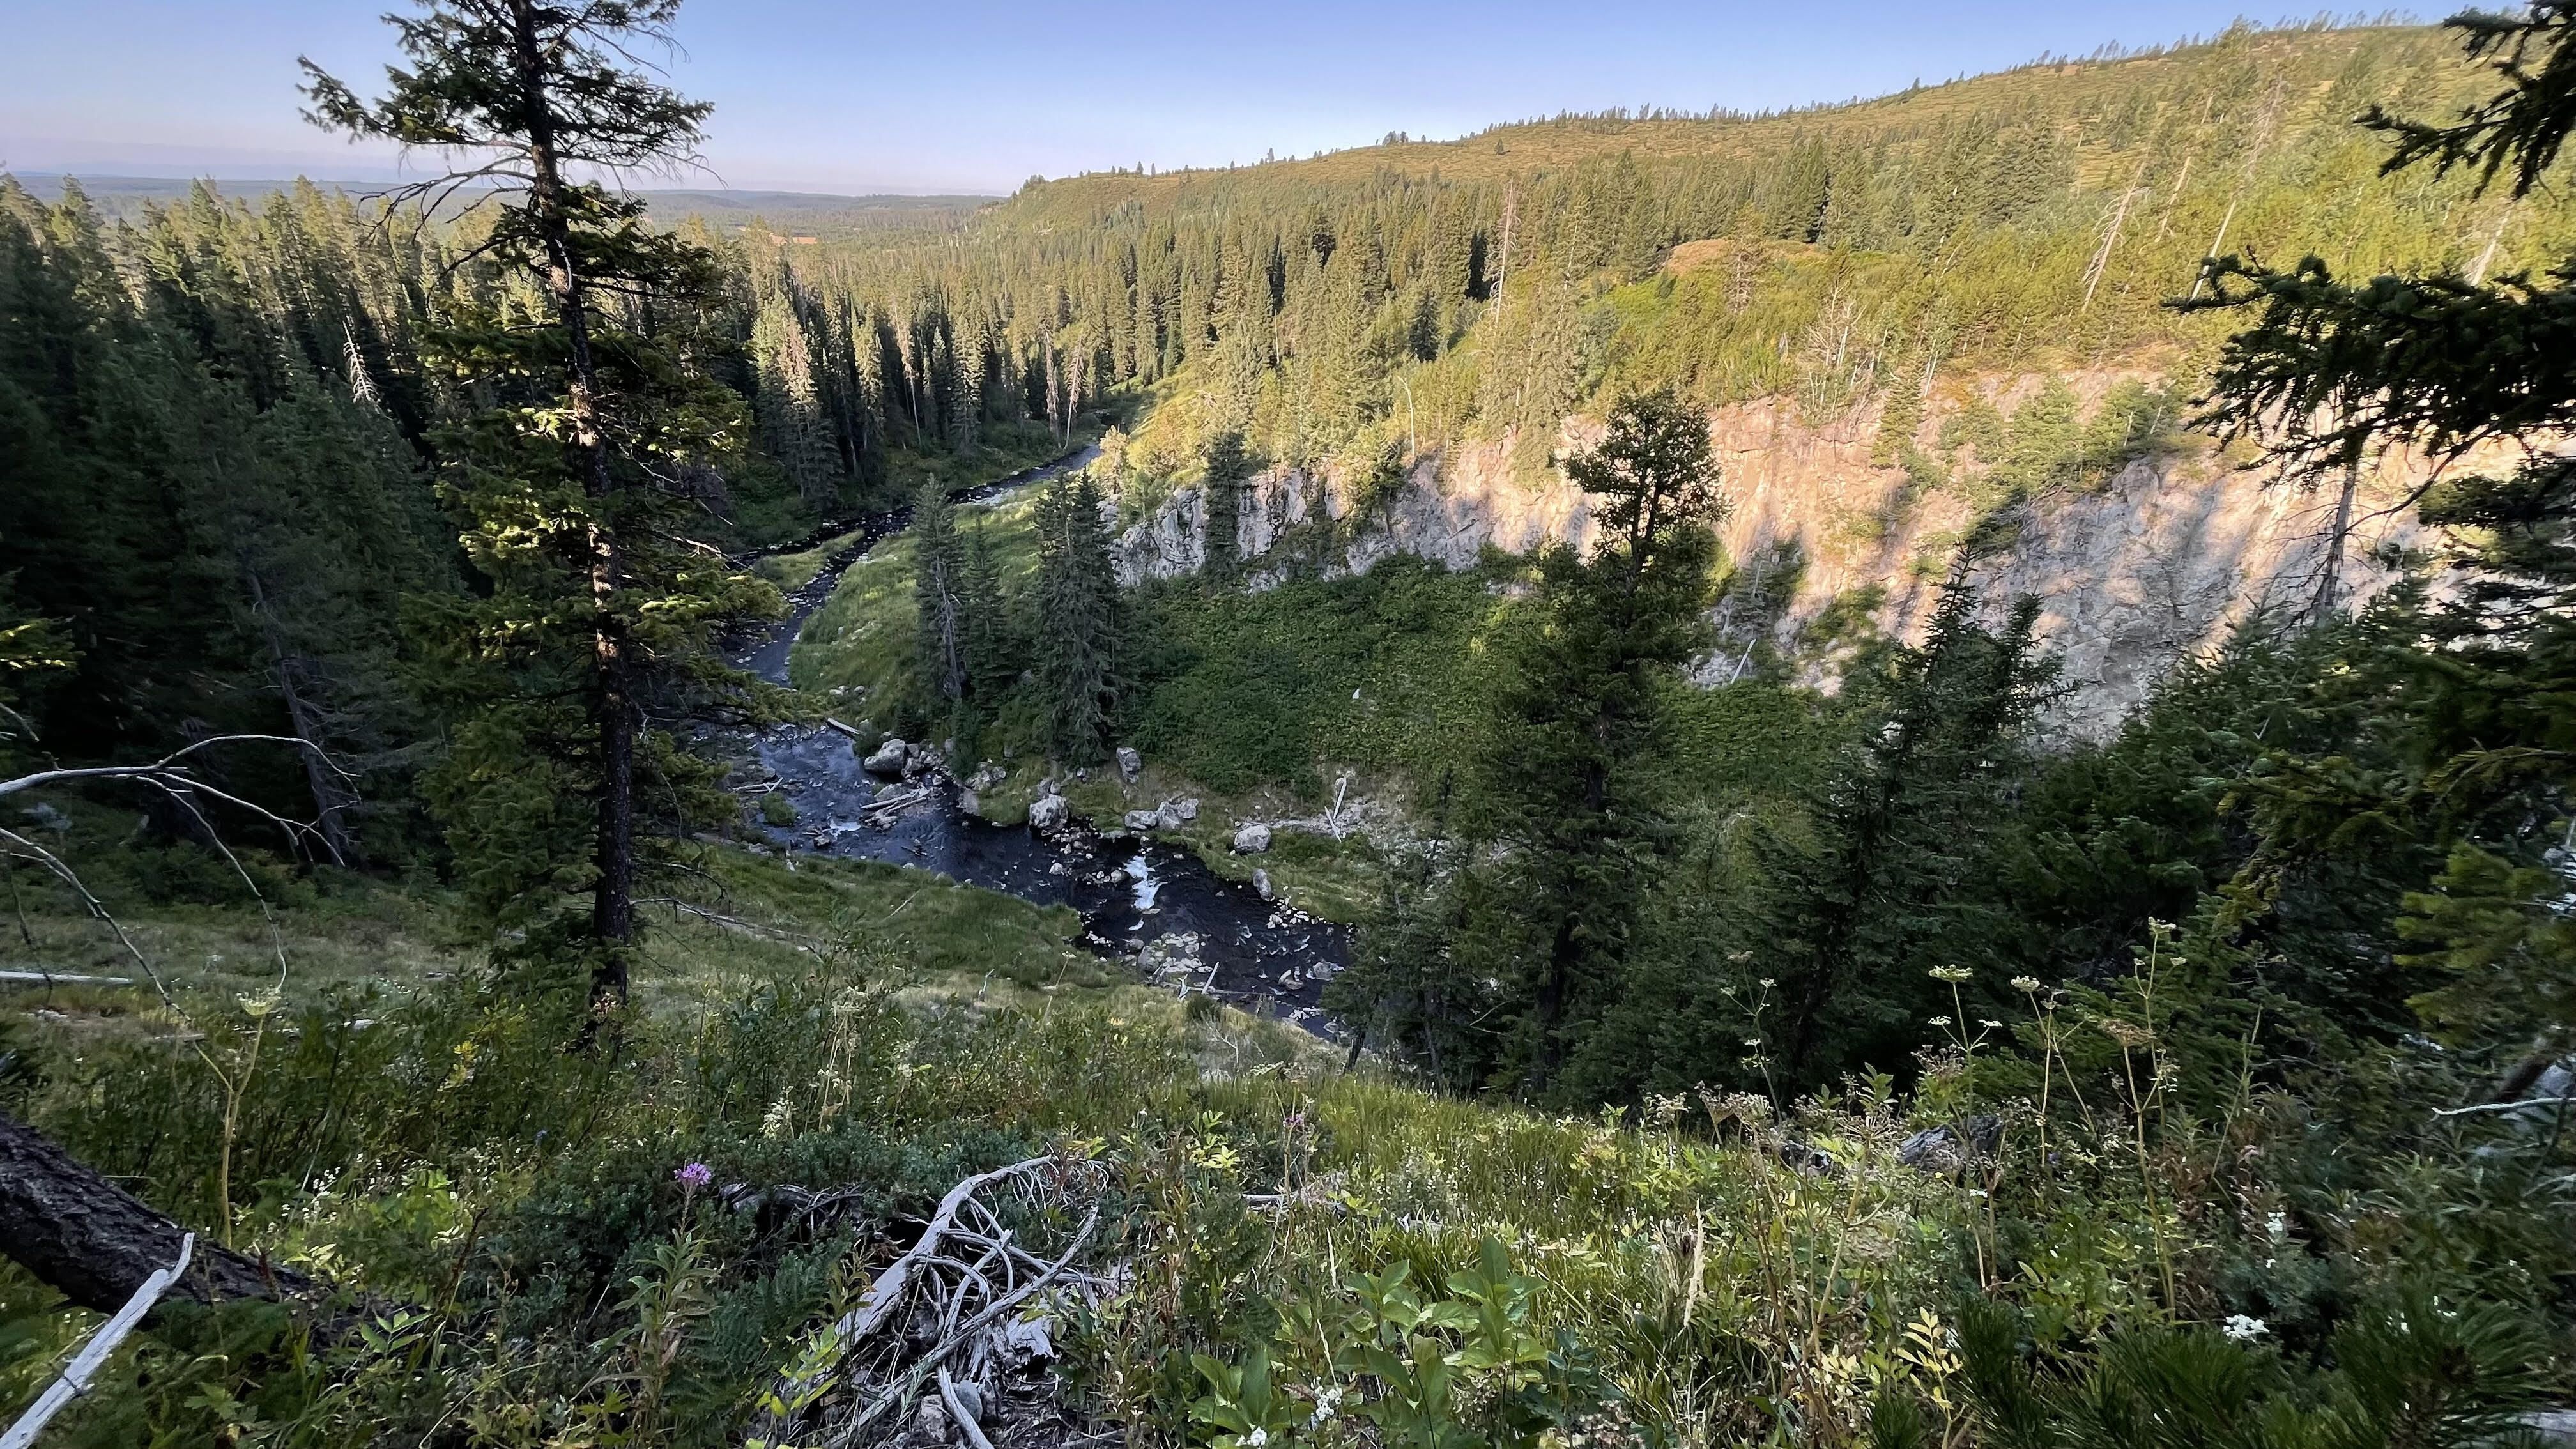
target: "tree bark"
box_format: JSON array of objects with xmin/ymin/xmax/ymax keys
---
[
  {"xmin": 0, "ymin": 1111, "xmax": 316, "ymax": 1316},
  {"xmin": 2313, "ymin": 456, "xmax": 2359, "ymax": 624}
]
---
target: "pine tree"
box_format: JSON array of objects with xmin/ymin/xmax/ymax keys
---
[
  {"xmin": 302, "ymin": 0, "xmax": 781, "ymax": 1006},
  {"xmin": 2188, "ymin": 4, "xmax": 2576, "ymax": 1080},
  {"xmin": 963, "ymin": 521, "xmax": 1015, "ymax": 700},
  {"xmin": 1202, "ymin": 429, "xmax": 1251, "ymax": 571},
  {"xmin": 1031, "ymin": 473, "xmax": 1121, "ymax": 763},
  {"xmin": 1454, "ymin": 387, "xmax": 1727, "ymax": 1095},
  {"xmin": 913, "ymin": 480, "xmax": 970, "ymax": 710},
  {"xmin": 1758, "ymin": 571, "xmax": 2058, "ymax": 1087}
]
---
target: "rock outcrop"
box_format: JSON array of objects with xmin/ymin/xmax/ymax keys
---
[{"xmin": 1112, "ymin": 367, "xmax": 2442, "ymax": 735}]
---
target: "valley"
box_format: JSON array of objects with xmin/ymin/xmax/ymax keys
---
[{"xmin": 3, "ymin": 6, "xmax": 2575, "ymax": 1448}]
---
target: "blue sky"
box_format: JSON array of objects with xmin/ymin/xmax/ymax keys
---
[{"xmin": 2, "ymin": 1, "xmax": 2358, "ymax": 194}]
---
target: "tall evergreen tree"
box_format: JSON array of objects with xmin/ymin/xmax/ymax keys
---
[
  {"xmin": 2188, "ymin": 3, "xmax": 2576, "ymax": 1084},
  {"xmin": 1457, "ymin": 387, "xmax": 1726, "ymax": 1096},
  {"xmin": 303, "ymin": 0, "xmax": 779, "ymax": 1005},
  {"xmin": 1031, "ymin": 472, "xmax": 1122, "ymax": 763},
  {"xmin": 912, "ymin": 480, "xmax": 970, "ymax": 710},
  {"xmin": 963, "ymin": 521, "xmax": 1015, "ymax": 700},
  {"xmin": 1757, "ymin": 573, "xmax": 2057, "ymax": 1087}
]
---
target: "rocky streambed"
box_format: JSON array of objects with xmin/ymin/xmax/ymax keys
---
[{"xmin": 724, "ymin": 452, "xmax": 1351, "ymax": 1033}]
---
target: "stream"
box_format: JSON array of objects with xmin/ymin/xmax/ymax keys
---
[{"xmin": 724, "ymin": 449, "xmax": 1349, "ymax": 1034}]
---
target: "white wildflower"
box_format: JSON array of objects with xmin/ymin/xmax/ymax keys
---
[
  {"xmin": 1246, "ymin": 1430, "xmax": 1269, "ymax": 1447},
  {"xmin": 2011, "ymin": 976, "xmax": 2042, "ymax": 993},
  {"xmin": 2266, "ymin": 1211, "xmax": 2288, "ymax": 1239},
  {"xmin": 2223, "ymin": 1314, "xmax": 2269, "ymax": 1341}
]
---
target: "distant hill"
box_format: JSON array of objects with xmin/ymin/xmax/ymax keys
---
[{"xmin": 4, "ymin": 173, "xmax": 995, "ymax": 236}]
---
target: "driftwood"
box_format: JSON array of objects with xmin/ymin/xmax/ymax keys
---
[
  {"xmin": 0, "ymin": 1110, "xmax": 318, "ymax": 1317},
  {"xmin": 751, "ymin": 1154, "xmax": 1112, "ymax": 1449}
]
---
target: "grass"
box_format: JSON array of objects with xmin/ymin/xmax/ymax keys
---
[
  {"xmin": 2, "ymin": 797, "xmax": 2556, "ymax": 1449},
  {"xmin": 789, "ymin": 490, "xmax": 1047, "ymax": 718},
  {"xmin": 751, "ymin": 528, "xmax": 865, "ymax": 592},
  {"xmin": 0, "ymin": 788, "xmax": 1114, "ymax": 1038}
]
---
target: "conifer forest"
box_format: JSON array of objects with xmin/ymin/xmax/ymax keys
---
[{"xmin": 5, "ymin": 3, "xmax": 2576, "ymax": 1445}]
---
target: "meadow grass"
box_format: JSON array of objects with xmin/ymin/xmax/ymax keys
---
[{"xmin": 751, "ymin": 528, "xmax": 866, "ymax": 592}]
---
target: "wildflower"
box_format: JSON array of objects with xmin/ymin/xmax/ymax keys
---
[
  {"xmin": 2011, "ymin": 976, "xmax": 2041, "ymax": 993},
  {"xmin": 1979, "ymin": 1019, "xmax": 2004, "ymax": 1030},
  {"xmin": 1758, "ymin": 977, "xmax": 1775, "ymax": 988},
  {"xmin": 1929, "ymin": 1015, "xmax": 1953, "ymax": 1028},
  {"xmin": 1929, "ymin": 965, "xmax": 1974, "ymax": 983},
  {"xmin": 2266, "ymin": 1210, "xmax": 2288, "ymax": 1239},
  {"xmin": 675, "ymin": 1162, "xmax": 713, "ymax": 1190},
  {"xmin": 2222, "ymin": 1314, "xmax": 2269, "ymax": 1340},
  {"xmin": 1246, "ymin": 1430, "xmax": 1269, "ymax": 1447}
]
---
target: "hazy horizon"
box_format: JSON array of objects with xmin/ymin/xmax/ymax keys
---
[{"xmin": 3, "ymin": 1, "xmax": 2359, "ymax": 195}]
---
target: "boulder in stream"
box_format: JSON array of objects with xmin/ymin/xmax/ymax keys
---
[
  {"xmin": 1028, "ymin": 794, "xmax": 1070, "ymax": 831},
  {"xmin": 861, "ymin": 737, "xmax": 908, "ymax": 776}
]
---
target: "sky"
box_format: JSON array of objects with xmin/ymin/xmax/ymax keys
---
[{"xmin": 2, "ymin": 1, "xmax": 2356, "ymax": 195}]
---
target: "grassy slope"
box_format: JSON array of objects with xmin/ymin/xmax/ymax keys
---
[
  {"xmin": 0, "ymin": 793, "xmax": 1103, "ymax": 1038},
  {"xmin": 1002, "ymin": 27, "xmax": 2438, "ymax": 213}
]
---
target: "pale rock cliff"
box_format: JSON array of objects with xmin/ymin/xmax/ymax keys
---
[{"xmin": 1112, "ymin": 370, "xmax": 2435, "ymax": 735}]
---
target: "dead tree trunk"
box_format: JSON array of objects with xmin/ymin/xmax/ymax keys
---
[
  {"xmin": 245, "ymin": 569, "xmax": 358, "ymax": 866},
  {"xmin": 0, "ymin": 1110, "xmax": 317, "ymax": 1316}
]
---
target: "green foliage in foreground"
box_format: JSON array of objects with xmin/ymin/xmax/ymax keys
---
[{"xmin": 4, "ymin": 903, "xmax": 2567, "ymax": 1446}]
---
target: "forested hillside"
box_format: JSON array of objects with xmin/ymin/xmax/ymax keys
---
[
  {"xmin": 742, "ymin": 20, "xmax": 2566, "ymax": 491},
  {"xmin": 4, "ymin": 4, "xmax": 2576, "ymax": 1448}
]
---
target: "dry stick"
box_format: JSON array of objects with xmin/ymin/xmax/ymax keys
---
[
  {"xmin": 831, "ymin": 1205, "xmax": 1101, "ymax": 1448},
  {"xmin": 2081, "ymin": 163, "xmax": 2147, "ymax": 312},
  {"xmin": 938, "ymin": 1368, "xmax": 1000, "ymax": 1449},
  {"xmin": 834, "ymin": 1158, "xmax": 1061, "ymax": 1344},
  {"xmin": 1, "ymin": 1234, "xmax": 194, "ymax": 1449},
  {"xmin": 2468, "ymin": 198, "xmax": 2517, "ymax": 286}
]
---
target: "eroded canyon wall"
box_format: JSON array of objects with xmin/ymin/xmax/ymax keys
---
[{"xmin": 1112, "ymin": 371, "xmax": 2431, "ymax": 734}]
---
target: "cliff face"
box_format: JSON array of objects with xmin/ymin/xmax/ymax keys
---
[{"xmin": 1113, "ymin": 371, "xmax": 2434, "ymax": 735}]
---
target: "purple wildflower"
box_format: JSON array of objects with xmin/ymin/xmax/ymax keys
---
[{"xmin": 675, "ymin": 1162, "xmax": 713, "ymax": 1189}]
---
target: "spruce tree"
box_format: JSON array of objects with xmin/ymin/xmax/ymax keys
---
[
  {"xmin": 963, "ymin": 521, "xmax": 1015, "ymax": 700},
  {"xmin": 2188, "ymin": 4, "xmax": 2576, "ymax": 1079},
  {"xmin": 1757, "ymin": 572, "xmax": 2057, "ymax": 1087},
  {"xmin": 1031, "ymin": 473, "xmax": 1121, "ymax": 763},
  {"xmin": 302, "ymin": 0, "xmax": 780, "ymax": 1006},
  {"xmin": 1457, "ymin": 387, "xmax": 1727, "ymax": 1095},
  {"xmin": 912, "ymin": 480, "xmax": 970, "ymax": 710}
]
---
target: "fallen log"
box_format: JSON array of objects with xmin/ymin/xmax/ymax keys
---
[{"xmin": 0, "ymin": 1110, "xmax": 318, "ymax": 1316}]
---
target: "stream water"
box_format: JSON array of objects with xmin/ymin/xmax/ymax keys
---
[{"xmin": 724, "ymin": 450, "xmax": 1349, "ymax": 1034}]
